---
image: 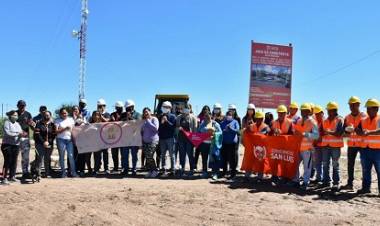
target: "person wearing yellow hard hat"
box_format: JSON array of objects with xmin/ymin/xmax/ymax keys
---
[
  {"xmin": 269, "ymin": 105, "xmax": 293, "ymax": 186},
  {"xmin": 310, "ymin": 105, "xmax": 324, "ymax": 184},
  {"xmin": 318, "ymin": 101, "xmax": 344, "ymax": 191},
  {"xmin": 341, "ymin": 96, "xmax": 367, "ymax": 191},
  {"xmin": 309, "ymin": 103, "xmax": 315, "ymax": 116},
  {"xmin": 288, "ymin": 101, "xmax": 301, "ymax": 124},
  {"xmin": 291, "ymin": 103, "xmax": 319, "ymax": 191},
  {"xmin": 356, "ymin": 98, "xmax": 380, "ymax": 196}
]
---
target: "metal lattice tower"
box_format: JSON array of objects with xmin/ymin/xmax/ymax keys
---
[{"xmin": 73, "ymin": 0, "xmax": 89, "ymax": 101}]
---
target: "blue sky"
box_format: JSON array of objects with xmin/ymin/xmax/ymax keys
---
[{"xmin": 1, "ymin": 0, "xmax": 379, "ymax": 117}]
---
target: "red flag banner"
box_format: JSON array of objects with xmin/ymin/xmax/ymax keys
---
[
  {"xmin": 182, "ymin": 131, "xmax": 211, "ymax": 148},
  {"xmin": 241, "ymin": 132, "xmax": 302, "ymax": 179}
]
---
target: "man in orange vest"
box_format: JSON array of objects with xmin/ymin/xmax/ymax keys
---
[
  {"xmin": 287, "ymin": 102, "xmax": 301, "ymax": 124},
  {"xmin": 341, "ymin": 96, "xmax": 367, "ymax": 190},
  {"xmin": 311, "ymin": 105, "xmax": 324, "ymax": 183},
  {"xmin": 319, "ymin": 102, "xmax": 344, "ymax": 191},
  {"xmin": 356, "ymin": 98, "xmax": 380, "ymax": 196},
  {"xmin": 292, "ymin": 103, "xmax": 319, "ymax": 190}
]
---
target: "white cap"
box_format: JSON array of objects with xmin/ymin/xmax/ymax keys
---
[
  {"xmin": 79, "ymin": 98, "xmax": 87, "ymax": 104},
  {"xmin": 97, "ymin": 98, "xmax": 106, "ymax": 106},
  {"xmin": 228, "ymin": 104, "xmax": 237, "ymax": 110},
  {"xmin": 247, "ymin": 103, "xmax": 256, "ymax": 110},
  {"xmin": 115, "ymin": 101, "xmax": 123, "ymax": 108},
  {"xmin": 125, "ymin": 99, "xmax": 135, "ymax": 108},
  {"xmin": 162, "ymin": 101, "xmax": 172, "ymax": 108},
  {"xmin": 213, "ymin": 103, "xmax": 222, "ymax": 109}
]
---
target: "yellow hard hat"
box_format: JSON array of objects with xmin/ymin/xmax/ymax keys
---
[
  {"xmin": 254, "ymin": 111, "xmax": 265, "ymax": 119},
  {"xmin": 277, "ymin": 105, "xmax": 288, "ymax": 113},
  {"xmin": 300, "ymin": 103, "xmax": 312, "ymax": 111},
  {"xmin": 326, "ymin": 101, "xmax": 339, "ymax": 111},
  {"xmin": 348, "ymin": 96, "xmax": 361, "ymax": 104},
  {"xmin": 289, "ymin": 101, "xmax": 299, "ymax": 109},
  {"xmin": 365, "ymin": 98, "xmax": 380, "ymax": 108},
  {"xmin": 313, "ymin": 105, "xmax": 323, "ymax": 114},
  {"xmin": 309, "ymin": 103, "xmax": 315, "ymax": 109}
]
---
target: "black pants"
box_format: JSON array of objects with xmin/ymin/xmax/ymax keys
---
[
  {"xmin": 197, "ymin": 143, "xmax": 210, "ymax": 172},
  {"xmin": 234, "ymin": 137, "xmax": 240, "ymax": 170},
  {"xmin": 155, "ymin": 145, "xmax": 161, "ymax": 168},
  {"xmin": 1, "ymin": 144, "xmax": 19, "ymax": 179},
  {"xmin": 221, "ymin": 143, "xmax": 238, "ymax": 177},
  {"xmin": 111, "ymin": 147, "xmax": 120, "ymax": 171},
  {"xmin": 94, "ymin": 149, "xmax": 109, "ymax": 172},
  {"xmin": 77, "ymin": 152, "xmax": 92, "ymax": 173},
  {"xmin": 347, "ymin": 147, "xmax": 361, "ymax": 185},
  {"xmin": 194, "ymin": 147, "xmax": 201, "ymax": 169}
]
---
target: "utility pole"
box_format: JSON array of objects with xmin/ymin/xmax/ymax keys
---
[{"xmin": 72, "ymin": 0, "xmax": 89, "ymax": 101}]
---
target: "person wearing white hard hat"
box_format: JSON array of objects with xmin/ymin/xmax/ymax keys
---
[
  {"xmin": 158, "ymin": 101, "xmax": 177, "ymax": 176},
  {"xmin": 227, "ymin": 104, "xmax": 242, "ymax": 177},
  {"xmin": 109, "ymin": 101, "xmax": 124, "ymax": 172},
  {"xmin": 212, "ymin": 103, "xmax": 225, "ymax": 124},
  {"xmin": 93, "ymin": 99, "xmax": 111, "ymax": 175},
  {"xmin": 242, "ymin": 104, "xmax": 256, "ymax": 129},
  {"xmin": 194, "ymin": 105, "xmax": 211, "ymax": 172},
  {"xmin": 120, "ymin": 99, "xmax": 142, "ymax": 177}
]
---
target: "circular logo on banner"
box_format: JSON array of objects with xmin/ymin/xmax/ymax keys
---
[
  {"xmin": 100, "ymin": 122, "xmax": 123, "ymax": 145},
  {"xmin": 253, "ymin": 145, "xmax": 267, "ymax": 161}
]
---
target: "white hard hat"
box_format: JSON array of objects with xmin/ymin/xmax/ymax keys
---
[
  {"xmin": 79, "ymin": 98, "xmax": 87, "ymax": 104},
  {"xmin": 115, "ymin": 101, "xmax": 123, "ymax": 108},
  {"xmin": 162, "ymin": 101, "xmax": 172, "ymax": 108},
  {"xmin": 97, "ymin": 98, "xmax": 106, "ymax": 106},
  {"xmin": 125, "ymin": 99, "xmax": 135, "ymax": 108},
  {"xmin": 213, "ymin": 103, "xmax": 222, "ymax": 109},
  {"xmin": 247, "ymin": 103, "xmax": 256, "ymax": 110},
  {"xmin": 228, "ymin": 104, "xmax": 237, "ymax": 110}
]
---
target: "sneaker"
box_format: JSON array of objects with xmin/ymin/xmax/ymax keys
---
[
  {"xmin": 357, "ymin": 188, "xmax": 371, "ymax": 195},
  {"xmin": 212, "ymin": 174, "xmax": 218, "ymax": 181},
  {"xmin": 186, "ymin": 171, "xmax": 194, "ymax": 178},
  {"xmin": 61, "ymin": 173, "xmax": 67, "ymax": 178},
  {"xmin": 71, "ymin": 173, "xmax": 79, "ymax": 178},
  {"xmin": 331, "ymin": 184, "xmax": 340, "ymax": 192},
  {"xmin": 9, "ymin": 177, "xmax": 18, "ymax": 183},
  {"xmin": 1, "ymin": 178, "xmax": 10, "ymax": 185},
  {"xmin": 79, "ymin": 172, "xmax": 85, "ymax": 177},
  {"xmin": 145, "ymin": 171, "xmax": 152, "ymax": 178},
  {"xmin": 131, "ymin": 170, "xmax": 137, "ymax": 177},
  {"xmin": 318, "ymin": 182, "xmax": 331, "ymax": 189},
  {"xmin": 201, "ymin": 172, "xmax": 208, "ymax": 179},
  {"xmin": 300, "ymin": 184, "xmax": 309, "ymax": 191},
  {"xmin": 150, "ymin": 170, "xmax": 159, "ymax": 178},
  {"xmin": 105, "ymin": 170, "xmax": 110, "ymax": 175},
  {"xmin": 341, "ymin": 183, "xmax": 353, "ymax": 190}
]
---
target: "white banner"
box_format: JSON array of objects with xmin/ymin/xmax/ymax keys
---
[{"xmin": 72, "ymin": 120, "xmax": 143, "ymax": 154}]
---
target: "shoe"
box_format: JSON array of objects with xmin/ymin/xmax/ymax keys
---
[
  {"xmin": 201, "ymin": 172, "xmax": 208, "ymax": 179},
  {"xmin": 357, "ymin": 188, "xmax": 371, "ymax": 195},
  {"xmin": 71, "ymin": 173, "xmax": 79, "ymax": 178},
  {"xmin": 318, "ymin": 182, "xmax": 330, "ymax": 189},
  {"xmin": 341, "ymin": 183, "xmax": 353, "ymax": 190},
  {"xmin": 300, "ymin": 184, "xmax": 309, "ymax": 191},
  {"xmin": 150, "ymin": 170, "xmax": 159, "ymax": 178},
  {"xmin": 1, "ymin": 178, "xmax": 10, "ymax": 185},
  {"xmin": 79, "ymin": 172, "xmax": 85, "ymax": 177},
  {"xmin": 145, "ymin": 171, "xmax": 152, "ymax": 178},
  {"xmin": 331, "ymin": 184, "xmax": 340, "ymax": 192},
  {"xmin": 186, "ymin": 171, "xmax": 194, "ymax": 178},
  {"xmin": 105, "ymin": 170, "xmax": 110, "ymax": 175},
  {"xmin": 212, "ymin": 174, "xmax": 218, "ymax": 181},
  {"xmin": 131, "ymin": 171, "xmax": 137, "ymax": 176},
  {"xmin": 9, "ymin": 177, "xmax": 18, "ymax": 183},
  {"xmin": 61, "ymin": 174, "xmax": 67, "ymax": 178}
]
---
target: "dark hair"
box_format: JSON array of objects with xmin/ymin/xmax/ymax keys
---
[
  {"xmin": 72, "ymin": 105, "xmax": 79, "ymax": 111},
  {"xmin": 6, "ymin": 110, "xmax": 17, "ymax": 117},
  {"xmin": 198, "ymin": 105, "xmax": 211, "ymax": 118},
  {"xmin": 59, "ymin": 108, "xmax": 67, "ymax": 114},
  {"xmin": 44, "ymin": 111, "xmax": 52, "ymax": 116},
  {"xmin": 226, "ymin": 110, "xmax": 233, "ymax": 116},
  {"xmin": 142, "ymin": 107, "xmax": 151, "ymax": 113},
  {"xmin": 39, "ymin": 105, "xmax": 47, "ymax": 112},
  {"xmin": 264, "ymin": 112, "xmax": 274, "ymax": 126}
]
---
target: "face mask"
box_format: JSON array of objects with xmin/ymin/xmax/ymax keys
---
[
  {"xmin": 183, "ymin": 109, "xmax": 190, "ymax": 114},
  {"xmin": 213, "ymin": 109, "xmax": 220, "ymax": 114},
  {"xmin": 161, "ymin": 107, "xmax": 170, "ymax": 114},
  {"xmin": 10, "ymin": 116, "xmax": 18, "ymax": 122},
  {"xmin": 226, "ymin": 116, "xmax": 233, "ymax": 121}
]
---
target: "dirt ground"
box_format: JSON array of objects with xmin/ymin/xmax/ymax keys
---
[{"xmin": 0, "ymin": 142, "xmax": 380, "ymax": 226}]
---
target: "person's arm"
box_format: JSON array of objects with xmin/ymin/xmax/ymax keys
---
[
  {"xmin": 332, "ymin": 118, "xmax": 344, "ymax": 136},
  {"xmin": 304, "ymin": 123, "xmax": 319, "ymax": 140},
  {"xmin": 365, "ymin": 120, "xmax": 380, "ymax": 135},
  {"xmin": 4, "ymin": 121, "xmax": 21, "ymax": 137},
  {"xmin": 228, "ymin": 120, "xmax": 240, "ymax": 132},
  {"xmin": 145, "ymin": 117, "xmax": 159, "ymax": 132}
]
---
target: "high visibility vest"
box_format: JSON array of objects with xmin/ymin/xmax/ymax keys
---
[
  {"xmin": 272, "ymin": 118, "xmax": 292, "ymax": 135},
  {"xmin": 250, "ymin": 122, "xmax": 269, "ymax": 134},
  {"xmin": 314, "ymin": 118, "xmax": 324, "ymax": 147},
  {"xmin": 320, "ymin": 117, "xmax": 344, "ymax": 148},
  {"xmin": 361, "ymin": 115, "xmax": 380, "ymax": 149},
  {"xmin": 293, "ymin": 118, "xmax": 316, "ymax": 151},
  {"xmin": 287, "ymin": 114, "xmax": 300, "ymax": 124},
  {"xmin": 345, "ymin": 113, "xmax": 366, "ymax": 147}
]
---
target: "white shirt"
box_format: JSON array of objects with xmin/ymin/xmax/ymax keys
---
[{"xmin": 54, "ymin": 117, "xmax": 75, "ymax": 140}]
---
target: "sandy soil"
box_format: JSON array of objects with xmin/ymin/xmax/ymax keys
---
[{"xmin": 0, "ymin": 143, "xmax": 380, "ymax": 226}]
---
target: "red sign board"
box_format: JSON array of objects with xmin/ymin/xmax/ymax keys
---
[{"xmin": 249, "ymin": 42, "xmax": 293, "ymax": 109}]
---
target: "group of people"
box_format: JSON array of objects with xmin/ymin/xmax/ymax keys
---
[{"xmin": 1, "ymin": 97, "xmax": 380, "ymax": 197}]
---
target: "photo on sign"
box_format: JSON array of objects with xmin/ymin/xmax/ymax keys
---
[{"xmin": 251, "ymin": 64, "xmax": 291, "ymax": 88}]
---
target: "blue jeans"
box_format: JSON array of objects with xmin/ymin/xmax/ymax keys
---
[
  {"xmin": 56, "ymin": 138, "xmax": 76, "ymax": 176},
  {"xmin": 121, "ymin": 146, "xmax": 139, "ymax": 172},
  {"xmin": 312, "ymin": 147, "xmax": 323, "ymax": 181},
  {"xmin": 160, "ymin": 138, "xmax": 175, "ymax": 170},
  {"xmin": 360, "ymin": 148, "xmax": 380, "ymax": 190},
  {"xmin": 322, "ymin": 147, "xmax": 340, "ymax": 185},
  {"xmin": 294, "ymin": 150, "xmax": 313, "ymax": 185},
  {"xmin": 178, "ymin": 136, "xmax": 195, "ymax": 171}
]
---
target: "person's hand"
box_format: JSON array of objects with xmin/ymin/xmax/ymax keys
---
[
  {"xmin": 179, "ymin": 127, "xmax": 183, "ymax": 131},
  {"xmin": 362, "ymin": 129, "xmax": 370, "ymax": 136},
  {"xmin": 273, "ymin": 129, "xmax": 280, "ymax": 136},
  {"xmin": 43, "ymin": 141, "xmax": 50, "ymax": 148},
  {"xmin": 161, "ymin": 115, "xmax": 168, "ymax": 124}
]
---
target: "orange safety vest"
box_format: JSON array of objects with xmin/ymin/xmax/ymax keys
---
[
  {"xmin": 272, "ymin": 118, "xmax": 292, "ymax": 135},
  {"xmin": 360, "ymin": 115, "xmax": 380, "ymax": 149},
  {"xmin": 314, "ymin": 118, "xmax": 324, "ymax": 147},
  {"xmin": 345, "ymin": 112, "xmax": 366, "ymax": 147},
  {"xmin": 250, "ymin": 122, "xmax": 269, "ymax": 134},
  {"xmin": 293, "ymin": 118, "xmax": 316, "ymax": 151},
  {"xmin": 320, "ymin": 116, "xmax": 344, "ymax": 148}
]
